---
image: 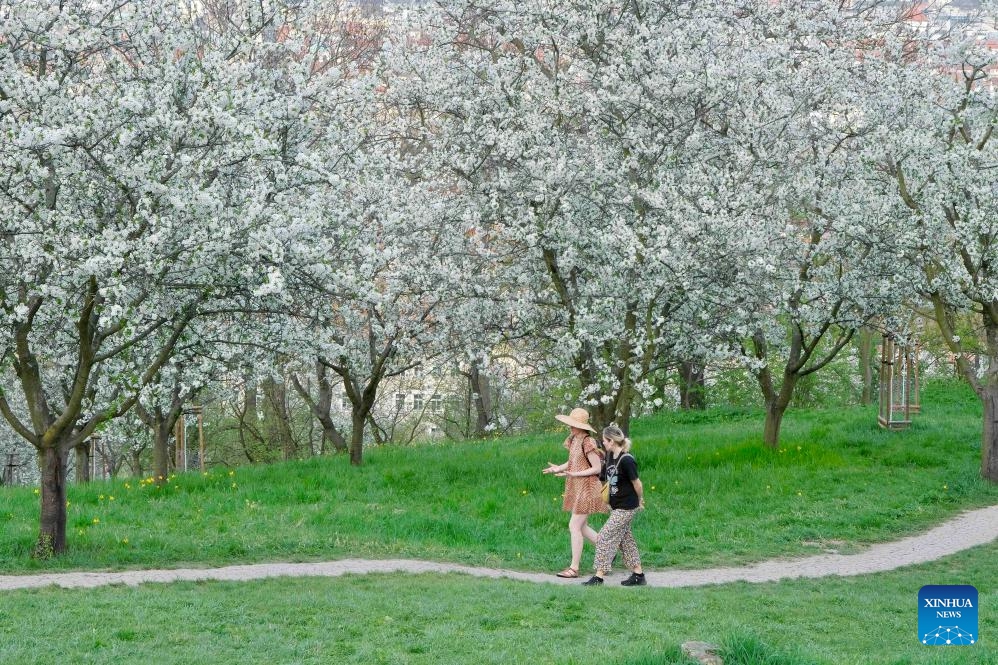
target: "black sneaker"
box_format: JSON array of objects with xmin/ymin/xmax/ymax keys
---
[
  {"xmin": 621, "ymin": 572, "xmax": 646, "ymax": 586},
  {"xmin": 582, "ymin": 575, "xmax": 604, "ymax": 586}
]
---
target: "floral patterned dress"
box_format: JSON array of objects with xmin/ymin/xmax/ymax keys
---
[{"xmin": 561, "ymin": 434, "xmax": 607, "ymax": 514}]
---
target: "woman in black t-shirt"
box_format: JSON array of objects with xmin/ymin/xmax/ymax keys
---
[{"xmin": 583, "ymin": 424, "xmax": 645, "ymax": 586}]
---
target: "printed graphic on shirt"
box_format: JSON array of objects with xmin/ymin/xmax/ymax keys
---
[{"xmin": 606, "ymin": 459, "xmax": 622, "ymax": 496}]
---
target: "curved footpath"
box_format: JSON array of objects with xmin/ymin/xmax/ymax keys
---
[{"xmin": 2, "ymin": 504, "xmax": 997, "ymax": 592}]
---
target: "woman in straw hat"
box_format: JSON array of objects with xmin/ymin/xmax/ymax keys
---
[{"xmin": 542, "ymin": 407, "xmax": 606, "ymax": 578}]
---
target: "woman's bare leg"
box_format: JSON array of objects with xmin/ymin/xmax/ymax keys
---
[{"xmin": 568, "ymin": 513, "xmax": 591, "ymax": 571}]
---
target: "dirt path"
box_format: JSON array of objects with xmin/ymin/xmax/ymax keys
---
[{"xmin": 2, "ymin": 504, "xmax": 996, "ymax": 592}]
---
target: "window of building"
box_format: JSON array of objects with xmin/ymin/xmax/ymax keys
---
[{"xmin": 413, "ymin": 393, "xmax": 424, "ymax": 411}]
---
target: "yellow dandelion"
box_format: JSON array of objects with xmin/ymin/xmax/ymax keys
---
[
  {"xmin": 124, "ymin": 483, "xmax": 131, "ymax": 490},
  {"xmin": 109, "ymin": 496, "xmax": 115, "ymax": 501},
  {"xmin": 92, "ymin": 517, "xmax": 100, "ymax": 525},
  {"xmin": 943, "ymin": 484, "xmax": 949, "ymax": 490},
  {"xmin": 121, "ymin": 538, "xmax": 129, "ymax": 545},
  {"xmin": 228, "ymin": 470, "xmax": 235, "ymax": 477},
  {"xmin": 65, "ymin": 501, "xmax": 71, "ymax": 508},
  {"xmin": 231, "ymin": 483, "xmax": 237, "ymax": 489},
  {"xmin": 99, "ymin": 495, "xmax": 104, "ymax": 500},
  {"xmin": 33, "ymin": 488, "xmax": 39, "ymax": 495}
]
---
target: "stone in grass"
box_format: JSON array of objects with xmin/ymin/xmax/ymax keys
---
[{"xmin": 681, "ymin": 641, "xmax": 723, "ymax": 665}]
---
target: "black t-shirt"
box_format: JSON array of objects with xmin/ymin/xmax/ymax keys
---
[{"xmin": 604, "ymin": 452, "xmax": 639, "ymax": 509}]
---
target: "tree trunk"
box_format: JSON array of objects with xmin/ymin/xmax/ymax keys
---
[
  {"xmin": 763, "ymin": 376, "xmax": 797, "ymax": 449},
  {"xmin": 929, "ymin": 296, "xmax": 997, "ymax": 484},
  {"xmin": 136, "ymin": 400, "xmax": 183, "ymax": 486},
  {"xmin": 244, "ymin": 372, "xmax": 258, "ymax": 418},
  {"xmin": 154, "ymin": 419, "xmax": 172, "ymax": 484},
  {"xmin": 291, "ymin": 367, "xmax": 348, "ymax": 455},
  {"xmin": 615, "ymin": 401, "xmax": 633, "ymax": 436},
  {"xmin": 858, "ymin": 328, "xmax": 876, "ymax": 406},
  {"xmin": 982, "ymin": 385, "xmax": 998, "ymax": 483},
  {"xmin": 350, "ymin": 409, "xmax": 366, "ymax": 466},
  {"xmin": 36, "ymin": 446, "xmax": 69, "ymax": 557},
  {"xmin": 587, "ymin": 402, "xmax": 610, "ymax": 437},
  {"xmin": 980, "ymin": 322, "xmax": 998, "ymax": 483},
  {"xmin": 322, "ymin": 423, "xmax": 348, "ymax": 454},
  {"xmin": 762, "ymin": 401, "xmax": 786, "ymax": 449},
  {"xmin": 262, "ymin": 375, "xmax": 296, "ymax": 461},
  {"xmin": 469, "ymin": 365, "xmax": 493, "ymax": 438},
  {"xmin": 678, "ymin": 361, "xmax": 706, "ymax": 410},
  {"xmin": 174, "ymin": 417, "xmax": 185, "ymax": 472},
  {"xmin": 74, "ymin": 443, "xmax": 90, "ymax": 483},
  {"xmin": 239, "ymin": 372, "xmax": 260, "ymax": 452}
]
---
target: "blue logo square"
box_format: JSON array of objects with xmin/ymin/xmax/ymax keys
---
[{"xmin": 919, "ymin": 585, "xmax": 978, "ymax": 646}]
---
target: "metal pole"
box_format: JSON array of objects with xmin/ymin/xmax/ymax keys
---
[
  {"xmin": 91, "ymin": 437, "xmax": 100, "ymax": 481},
  {"xmin": 174, "ymin": 418, "xmax": 184, "ymax": 472},
  {"xmin": 180, "ymin": 415, "xmax": 187, "ymax": 472},
  {"xmin": 887, "ymin": 340, "xmax": 897, "ymax": 429},
  {"xmin": 195, "ymin": 406, "xmax": 206, "ymax": 472}
]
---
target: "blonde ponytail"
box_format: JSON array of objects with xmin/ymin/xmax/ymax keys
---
[{"xmin": 602, "ymin": 424, "xmax": 632, "ymax": 452}]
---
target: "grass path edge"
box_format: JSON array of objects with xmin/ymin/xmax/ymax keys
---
[{"xmin": 3, "ymin": 502, "xmax": 996, "ymax": 592}]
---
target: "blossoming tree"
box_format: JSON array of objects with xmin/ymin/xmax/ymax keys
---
[
  {"xmin": 0, "ymin": 0, "xmax": 297, "ymax": 554},
  {"xmin": 876, "ymin": 3, "xmax": 998, "ymax": 481}
]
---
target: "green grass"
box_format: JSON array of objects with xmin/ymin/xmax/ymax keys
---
[
  {"xmin": 1, "ymin": 379, "xmax": 996, "ymax": 664},
  {"xmin": 0, "ymin": 542, "xmax": 995, "ymax": 664},
  {"xmin": 0, "ymin": 379, "xmax": 995, "ymax": 575}
]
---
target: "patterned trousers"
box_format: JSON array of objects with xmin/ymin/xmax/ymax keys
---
[{"xmin": 593, "ymin": 508, "xmax": 641, "ymax": 573}]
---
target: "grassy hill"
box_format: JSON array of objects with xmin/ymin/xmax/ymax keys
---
[
  {"xmin": 2, "ymin": 379, "xmax": 997, "ymax": 664},
  {"xmin": 1, "ymin": 379, "xmax": 996, "ymax": 574}
]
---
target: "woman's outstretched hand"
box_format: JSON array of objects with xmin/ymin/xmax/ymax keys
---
[{"xmin": 542, "ymin": 462, "xmax": 560, "ymax": 475}]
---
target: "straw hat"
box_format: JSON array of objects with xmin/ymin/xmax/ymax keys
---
[{"xmin": 555, "ymin": 407, "xmax": 596, "ymax": 432}]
